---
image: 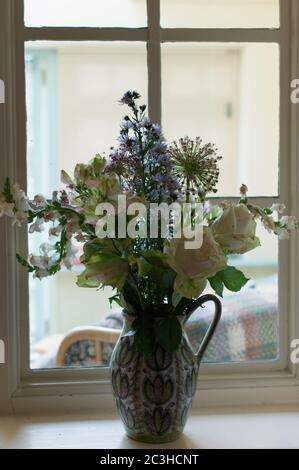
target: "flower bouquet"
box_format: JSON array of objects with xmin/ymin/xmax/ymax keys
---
[{"xmin": 1, "ymin": 91, "xmax": 298, "ymax": 443}]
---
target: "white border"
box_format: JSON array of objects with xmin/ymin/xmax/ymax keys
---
[{"xmin": 0, "ymin": 0, "xmax": 298, "ymax": 414}]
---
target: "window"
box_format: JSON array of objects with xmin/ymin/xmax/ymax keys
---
[{"xmin": 0, "ymin": 0, "xmax": 298, "ymax": 412}]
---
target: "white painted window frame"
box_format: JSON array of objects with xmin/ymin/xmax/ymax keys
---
[{"xmin": 0, "ymin": 0, "xmax": 299, "ymax": 414}]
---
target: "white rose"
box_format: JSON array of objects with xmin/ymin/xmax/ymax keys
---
[
  {"xmin": 165, "ymin": 227, "xmax": 226, "ymax": 279},
  {"xmin": 212, "ymin": 204, "xmax": 260, "ymax": 254},
  {"xmin": 164, "ymin": 227, "xmax": 227, "ymax": 298}
]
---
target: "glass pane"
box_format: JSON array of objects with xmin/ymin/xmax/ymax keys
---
[
  {"xmin": 25, "ymin": 42, "xmax": 147, "ymax": 369},
  {"xmin": 161, "ymin": 0, "xmax": 279, "ymax": 29},
  {"xmin": 186, "ymin": 222, "xmax": 279, "ymax": 363},
  {"xmin": 25, "ymin": 42, "xmax": 147, "ymax": 199},
  {"xmin": 25, "ymin": 0, "xmax": 146, "ymax": 27},
  {"xmin": 162, "ymin": 43, "xmax": 279, "ymax": 197},
  {"xmin": 29, "ymin": 222, "xmax": 279, "ymax": 368}
]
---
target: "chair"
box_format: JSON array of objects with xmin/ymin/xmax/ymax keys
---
[{"xmin": 56, "ymin": 325, "xmax": 121, "ymax": 367}]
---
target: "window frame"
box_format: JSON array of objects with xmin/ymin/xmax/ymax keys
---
[{"xmin": 0, "ymin": 0, "xmax": 299, "ymax": 414}]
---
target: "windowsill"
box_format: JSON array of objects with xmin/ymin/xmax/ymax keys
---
[{"xmin": 1, "ymin": 405, "xmax": 299, "ymax": 449}]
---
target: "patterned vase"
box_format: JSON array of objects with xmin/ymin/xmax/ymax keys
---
[{"xmin": 110, "ymin": 294, "xmax": 222, "ymax": 444}]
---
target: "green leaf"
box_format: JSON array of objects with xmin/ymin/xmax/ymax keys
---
[
  {"xmin": 154, "ymin": 316, "xmax": 182, "ymax": 352},
  {"xmin": 85, "ymin": 252, "xmax": 120, "ymax": 266},
  {"xmin": 2, "ymin": 178, "xmax": 13, "ymax": 203},
  {"xmin": 140, "ymin": 138, "xmax": 155, "ymax": 157},
  {"xmin": 134, "ymin": 318, "xmax": 156, "ymax": 357},
  {"xmin": 209, "ymin": 273, "xmax": 224, "ymax": 298},
  {"xmin": 92, "ymin": 154, "xmax": 106, "ymax": 176},
  {"xmin": 83, "ymin": 239, "xmax": 121, "ymax": 263},
  {"xmin": 136, "ymin": 257, "xmax": 153, "ymax": 277},
  {"xmin": 109, "ymin": 293, "xmax": 123, "ymax": 308},
  {"xmin": 83, "ymin": 239, "xmax": 106, "ymax": 262},
  {"xmin": 221, "ymin": 266, "xmax": 249, "ymax": 292},
  {"xmin": 141, "ymin": 250, "xmax": 169, "ymax": 268},
  {"xmin": 135, "ymin": 254, "xmax": 176, "ymax": 295},
  {"xmin": 61, "ymin": 170, "xmax": 73, "ymax": 186},
  {"xmin": 120, "ymin": 287, "xmax": 140, "ymax": 315},
  {"xmin": 76, "ymin": 270, "xmax": 100, "ymax": 288},
  {"xmin": 160, "ymin": 270, "xmax": 176, "ymax": 290},
  {"xmin": 174, "ymin": 275, "xmax": 207, "ymax": 300},
  {"xmin": 16, "ymin": 254, "xmax": 35, "ymax": 273},
  {"xmin": 209, "ymin": 266, "xmax": 249, "ymax": 297}
]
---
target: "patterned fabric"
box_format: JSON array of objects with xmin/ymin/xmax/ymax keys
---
[
  {"xmin": 64, "ymin": 340, "xmax": 97, "ymax": 367},
  {"xmin": 64, "ymin": 276, "xmax": 278, "ymax": 366},
  {"xmin": 63, "ymin": 311, "xmax": 123, "ymax": 367},
  {"xmin": 186, "ymin": 287, "xmax": 278, "ymax": 363}
]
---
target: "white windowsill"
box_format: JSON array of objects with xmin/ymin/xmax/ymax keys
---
[{"xmin": 1, "ymin": 405, "xmax": 299, "ymax": 449}]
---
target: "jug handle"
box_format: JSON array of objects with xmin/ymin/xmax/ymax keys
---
[{"xmin": 185, "ymin": 294, "xmax": 222, "ymax": 364}]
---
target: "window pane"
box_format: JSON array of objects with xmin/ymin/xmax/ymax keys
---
[
  {"xmin": 25, "ymin": 0, "xmax": 146, "ymax": 27},
  {"xmin": 187, "ymin": 223, "xmax": 279, "ymax": 363},
  {"xmin": 162, "ymin": 43, "xmax": 279, "ymax": 197},
  {"xmin": 29, "ymin": 223, "xmax": 279, "ymax": 368},
  {"xmin": 161, "ymin": 0, "xmax": 279, "ymax": 29},
  {"xmin": 25, "ymin": 42, "xmax": 147, "ymax": 198},
  {"xmin": 25, "ymin": 42, "xmax": 147, "ymax": 369}
]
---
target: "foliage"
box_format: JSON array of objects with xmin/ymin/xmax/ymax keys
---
[{"xmin": 209, "ymin": 267, "xmax": 249, "ymax": 298}]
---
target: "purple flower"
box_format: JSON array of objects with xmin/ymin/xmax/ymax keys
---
[
  {"xmin": 107, "ymin": 92, "xmax": 180, "ymax": 202},
  {"xmin": 119, "ymin": 90, "xmax": 141, "ymax": 108},
  {"xmin": 121, "ymin": 120, "xmax": 134, "ymax": 130},
  {"xmin": 137, "ymin": 117, "xmax": 150, "ymax": 128}
]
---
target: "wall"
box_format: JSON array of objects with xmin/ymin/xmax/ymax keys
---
[{"xmin": 54, "ymin": 272, "xmax": 114, "ymax": 333}]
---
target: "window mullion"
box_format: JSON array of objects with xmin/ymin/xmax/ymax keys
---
[
  {"xmin": 147, "ymin": 0, "xmax": 161, "ymax": 124},
  {"xmin": 161, "ymin": 28, "xmax": 281, "ymax": 44},
  {"xmin": 211, "ymin": 197, "xmax": 279, "ymax": 205},
  {"xmin": 23, "ymin": 27, "xmax": 148, "ymax": 42},
  {"xmin": 16, "ymin": 0, "xmax": 31, "ymax": 376},
  {"xmin": 279, "ymin": 0, "xmax": 291, "ymax": 204},
  {"xmin": 278, "ymin": 0, "xmax": 292, "ymax": 374}
]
